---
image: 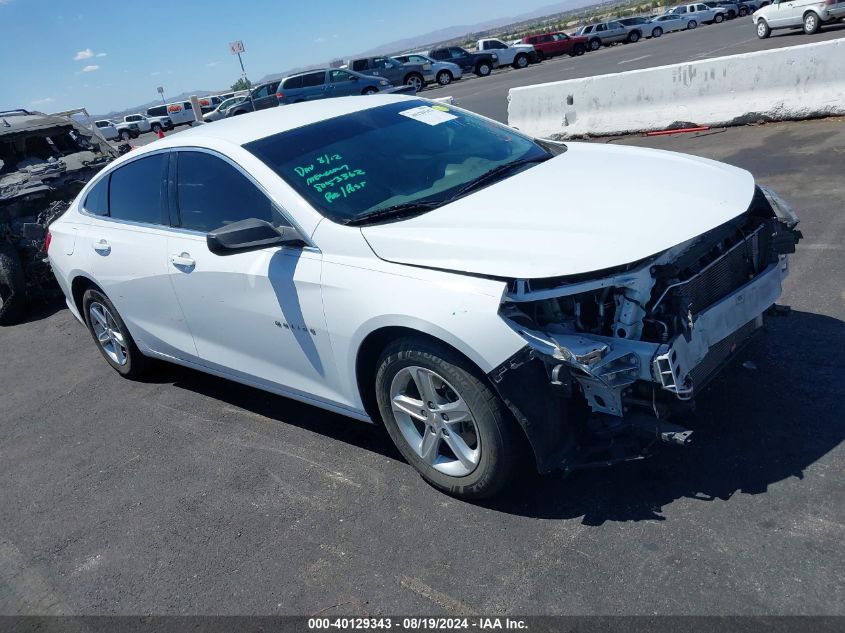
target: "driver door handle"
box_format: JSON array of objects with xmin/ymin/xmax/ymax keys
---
[{"xmin": 170, "ymin": 253, "xmax": 196, "ymax": 269}]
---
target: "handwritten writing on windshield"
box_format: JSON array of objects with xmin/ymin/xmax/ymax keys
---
[{"xmin": 293, "ymin": 153, "xmax": 367, "ymax": 203}]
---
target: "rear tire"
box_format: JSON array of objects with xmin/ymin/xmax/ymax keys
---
[
  {"xmin": 82, "ymin": 288, "xmax": 147, "ymax": 379},
  {"xmin": 375, "ymin": 337, "xmax": 519, "ymax": 499},
  {"xmin": 475, "ymin": 61, "xmax": 492, "ymax": 76},
  {"xmin": 652, "ymin": 26, "xmax": 664, "ymax": 37},
  {"xmin": 803, "ymin": 11, "xmax": 820, "ymax": 33},
  {"xmin": 739, "ymin": 6, "xmax": 748, "ymax": 16},
  {"xmin": 120, "ymin": 130, "xmax": 131, "ymax": 141},
  {"xmin": 436, "ymin": 70, "xmax": 453, "ymax": 85},
  {"xmin": 404, "ymin": 73, "xmax": 424, "ymax": 92},
  {"xmin": 151, "ymin": 123, "xmax": 162, "ymax": 134},
  {"xmin": 0, "ymin": 241, "xmax": 26, "ymax": 326},
  {"xmin": 756, "ymin": 19, "xmax": 771, "ymax": 38}
]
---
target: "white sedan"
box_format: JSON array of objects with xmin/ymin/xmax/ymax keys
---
[
  {"xmin": 648, "ymin": 13, "xmax": 697, "ymax": 35},
  {"xmin": 47, "ymin": 95, "xmax": 801, "ymax": 498}
]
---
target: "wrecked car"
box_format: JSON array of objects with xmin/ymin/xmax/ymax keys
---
[
  {"xmin": 47, "ymin": 96, "xmax": 801, "ymax": 498},
  {"xmin": 0, "ymin": 108, "xmax": 117, "ymax": 325}
]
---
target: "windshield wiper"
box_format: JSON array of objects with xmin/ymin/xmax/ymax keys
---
[
  {"xmin": 344, "ymin": 201, "xmax": 442, "ymax": 226},
  {"xmin": 452, "ymin": 155, "xmax": 552, "ymax": 198}
]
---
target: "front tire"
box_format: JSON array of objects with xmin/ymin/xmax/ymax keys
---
[
  {"xmin": 652, "ymin": 26, "xmax": 664, "ymax": 37},
  {"xmin": 714, "ymin": 12, "xmax": 725, "ymax": 22},
  {"xmin": 572, "ymin": 44, "xmax": 586, "ymax": 55},
  {"xmin": 475, "ymin": 61, "xmax": 492, "ymax": 76},
  {"xmin": 627, "ymin": 30, "xmax": 641, "ymax": 43},
  {"xmin": 756, "ymin": 19, "xmax": 771, "ymax": 38},
  {"xmin": 436, "ymin": 70, "xmax": 453, "ymax": 85},
  {"xmin": 120, "ymin": 130, "xmax": 131, "ymax": 141},
  {"xmin": 0, "ymin": 241, "xmax": 26, "ymax": 326},
  {"xmin": 739, "ymin": 6, "xmax": 748, "ymax": 16},
  {"xmin": 82, "ymin": 288, "xmax": 147, "ymax": 379},
  {"xmin": 589, "ymin": 37, "xmax": 601, "ymax": 50},
  {"xmin": 688, "ymin": 19, "xmax": 698, "ymax": 29},
  {"xmin": 362, "ymin": 86, "xmax": 378, "ymax": 95},
  {"xmin": 513, "ymin": 53, "xmax": 529, "ymax": 69},
  {"xmin": 151, "ymin": 123, "xmax": 161, "ymax": 134},
  {"xmin": 803, "ymin": 11, "xmax": 820, "ymax": 33},
  {"xmin": 375, "ymin": 338, "xmax": 519, "ymax": 499}
]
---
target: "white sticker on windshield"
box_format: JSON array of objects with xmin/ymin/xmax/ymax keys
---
[{"xmin": 399, "ymin": 105, "xmax": 457, "ymax": 126}]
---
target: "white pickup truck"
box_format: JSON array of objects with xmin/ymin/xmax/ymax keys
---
[
  {"xmin": 123, "ymin": 113, "xmax": 173, "ymax": 134},
  {"xmin": 476, "ymin": 38, "xmax": 538, "ymax": 69}
]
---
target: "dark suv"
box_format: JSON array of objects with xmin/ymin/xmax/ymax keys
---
[
  {"xmin": 226, "ymin": 80, "xmax": 282, "ymax": 117},
  {"xmin": 423, "ymin": 47, "xmax": 499, "ymax": 77}
]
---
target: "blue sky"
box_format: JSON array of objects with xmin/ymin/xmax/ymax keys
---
[{"xmin": 0, "ymin": 0, "xmax": 550, "ymax": 114}]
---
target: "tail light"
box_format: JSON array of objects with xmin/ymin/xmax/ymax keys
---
[
  {"xmin": 44, "ymin": 230, "xmax": 52, "ymax": 254},
  {"xmin": 276, "ymin": 92, "xmax": 284, "ymax": 99},
  {"xmin": 824, "ymin": 0, "xmax": 834, "ymax": 5}
]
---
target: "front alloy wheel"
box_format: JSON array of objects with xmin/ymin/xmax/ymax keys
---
[
  {"xmin": 436, "ymin": 70, "xmax": 452, "ymax": 85},
  {"xmin": 375, "ymin": 338, "xmax": 519, "ymax": 498},
  {"xmin": 756, "ymin": 19, "xmax": 771, "ymax": 38},
  {"xmin": 803, "ymin": 12, "xmax": 820, "ymax": 33}
]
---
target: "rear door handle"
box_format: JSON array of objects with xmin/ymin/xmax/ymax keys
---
[
  {"xmin": 93, "ymin": 239, "xmax": 111, "ymax": 255},
  {"xmin": 170, "ymin": 253, "xmax": 196, "ymax": 269}
]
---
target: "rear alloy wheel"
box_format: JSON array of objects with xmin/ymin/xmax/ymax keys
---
[
  {"xmin": 756, "ymin": 19, "xmax": 771, "ymax": 38},
  {"xmin": 739, "ymin": 7, "xmax": 748, "ymax": 16},
  {"xmin": 589, "ymin": 37, "xmax": 601, "ymax": 50},
  {"xmin": 82, "ymin": 288, "xmax": 147, "ymax": 379},
  {"xmin": 688, "ymin": 19, "xmax": 698, "ymax": 29},
  {"xmin": 652, "ymin": 26, "xmax": 664, "ymax": 37},
  {"xmin": 803, "ymin": 11, "xmax": 820, "ymax": 33},
  {"xmin": 375, "ymin": 339, "xmax": 519, "ymax": 499},
  {"xmin": 513, "ymin": 54, "xmax": 529, "ymax": 69},
  {"xmin": 405, "ymin": 73, "xmax": 423, "ymax": 92},
  {"xmin": 475, "ymin": 61, "xmax": 492, "ymax": 76},
  {"xmin": 436, "ymin": 70, "xmax": 453, "ymax": 85},
  {"xmin": 151, "ymin": 123, "xmax": 161, "ymax": 134}
]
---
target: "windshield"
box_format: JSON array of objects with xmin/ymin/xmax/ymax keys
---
[{"xmin": 244, "ymin": 100, "xmax": 552, "ymax": 224}]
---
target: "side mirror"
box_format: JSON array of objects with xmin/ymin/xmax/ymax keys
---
[
  {"xmin": 207, "ymin": 218, "xmax": 304, "ymax": 255},
  {"xmin": 351, "ymin": 75, "xmax": 359, "ymax": 81}
]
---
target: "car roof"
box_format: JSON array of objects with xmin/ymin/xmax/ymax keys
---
[{"xmin": 129, "ymin": 94, "xmax": 424, "ymax": 152}]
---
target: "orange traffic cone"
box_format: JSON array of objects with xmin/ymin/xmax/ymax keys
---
[{"xmin": 157, "ymin": 128, "xmax": 165, "ymax": 139}]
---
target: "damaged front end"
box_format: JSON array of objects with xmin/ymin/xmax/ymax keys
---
[{"xmin": 491, "ymin": 185, "xmax": 802, "ymax": 473}]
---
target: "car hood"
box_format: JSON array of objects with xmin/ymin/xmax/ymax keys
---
[{"xmin": 361, "ymin": 142, "xmax": 756, "ymax": 279}]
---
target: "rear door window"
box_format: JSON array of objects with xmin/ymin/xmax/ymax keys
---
[
  {"xmin": 283, "ymin": 76, "xmax": 304, "ymax": 89},
  {"xmin": 301, "ymin": 72, "xmax": 326, "ymax": 88},
  {"xmin": 108, "ymin": 154, "xmax": 169, "ymax": 225}
]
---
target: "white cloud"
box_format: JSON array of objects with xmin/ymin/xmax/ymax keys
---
[
  {"xmin": 81, "ymin": 64, "xmax": 99, "ymax": 72},
  {"xmin": 96, "ymin": 52, "xmax": 107, "ymax": 57},
  {"xmin": 151, "ymin": 71, "xmax": 161, "ymax": 76},
  {"xmin": 31, "ymin": 97, "xmax": 55, "ymax": 105},
  {"xmin": 314, "ymin": 36, "xmax": 326, "ymax": 43},
  {"xmin": 206, "ymin": 61, "xmax": 221, "ymax": 67},
  {"xmin": 74, "ymin": 48, "xmax": 94, "ymax": 60}
]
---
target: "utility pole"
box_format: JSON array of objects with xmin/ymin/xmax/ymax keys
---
[{"xmin": 157, "ymin": 86, "xmax": 166, "ymax": 105}]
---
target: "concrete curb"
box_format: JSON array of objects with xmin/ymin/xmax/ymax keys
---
[{"xmin": 507, "ymin": 38, "xmax": 845, "ymax": 137}]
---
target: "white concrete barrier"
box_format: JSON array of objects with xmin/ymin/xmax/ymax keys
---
[{"xmin": 508, "ymin": 38, "xmax": 845, "ymax": 138}]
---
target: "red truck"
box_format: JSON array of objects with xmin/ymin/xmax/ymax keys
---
[{"xmin": 521, "ymin": 32, "xmax": 589, "ymax": 59}]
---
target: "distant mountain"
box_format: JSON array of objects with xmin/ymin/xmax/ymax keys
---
[
  {"xmin": 356, "ymin": 0, "xmax": 610, "ymax": 54},
  {"xmin": 93, "ymin": 0, "xmax": 610, "ymax": 118}
]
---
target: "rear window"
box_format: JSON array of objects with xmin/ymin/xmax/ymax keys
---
[
  {"xmin": 147, "ymin": 106, "xmax": 166, "ymax": 117},
  {"xmin": 108, "ymin": 154, "xmax": 168, "ymax": 225},
  {"xmin": 301, "ymin": 72, "xmax": 325, "ymax": 88}
]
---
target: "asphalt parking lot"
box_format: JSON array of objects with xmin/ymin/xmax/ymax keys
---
[{"xmin": 1, "ymin": 117, "xmax": 843, "ymax": 616}]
